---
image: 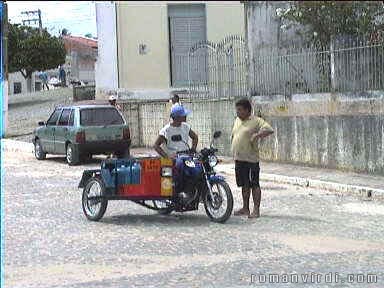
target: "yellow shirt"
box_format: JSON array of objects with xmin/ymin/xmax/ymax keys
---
[{"xmin": 231, "ymin": 115, "xmax": 274, "ymax": 163}]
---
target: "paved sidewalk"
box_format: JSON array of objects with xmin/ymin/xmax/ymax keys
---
[
  {"xmin": 2, "ymin": 139, "xmax": 384, "ymax": 200},
  {"xmin": 216, "ymin": 160, "xmax": 384, "ymax": 200}
]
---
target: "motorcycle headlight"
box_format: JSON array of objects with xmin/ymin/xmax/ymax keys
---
[
  {"xmin": 161, "ymin": 167, "xmax": 173, "ymax": 177},
  {"xmin": 184, "ymin": 160, "xmax": 196, "ymax": 168},
  {"xmin": 208, "ymin": 155, "xmax": 218, "ymax": 167}
]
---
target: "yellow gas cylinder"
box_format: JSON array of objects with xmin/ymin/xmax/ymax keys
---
[{"xmin": 160, "ymin": 158, "xmax": 173, "ymax": 196}]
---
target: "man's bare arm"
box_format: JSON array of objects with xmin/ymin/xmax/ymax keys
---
[
  {"xmin": 189, "ymin": 129, "xmax": 198, "ymax": 151},
  {"xmin": 154, "ymin": 135, "xmax": 168, "ymax": 158},
  {"xmin": 251, "ymin": 129, "xmax": 274, "ymax": 142}
]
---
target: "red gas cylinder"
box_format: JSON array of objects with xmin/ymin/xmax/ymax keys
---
[{"xmin": 118, "ymin": 157, "xmax": 162, "ymax": 198}]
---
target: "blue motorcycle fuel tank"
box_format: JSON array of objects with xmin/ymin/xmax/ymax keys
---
[{"xmin": 175, "ymin": 155, "xmax": 202, "ymax": 178}]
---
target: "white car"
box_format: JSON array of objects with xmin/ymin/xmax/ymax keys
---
[{"xmin": 48, "ymin": 77, "xmax": 61, "ymax": 86}]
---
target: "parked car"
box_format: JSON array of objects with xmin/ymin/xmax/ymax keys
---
[
  {"xmin": 48, "ymin": 77, "xmax": 61, "ymax": 87},
  {"xmin": 32, "ymin": 103, "xmax": 131, "ymax": 165}
]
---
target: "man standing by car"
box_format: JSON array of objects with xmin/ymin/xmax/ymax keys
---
[
  {"xmin": 231, "ymin": 98, "xmax": 274, "ymax": 219},
  {"xmin": 39, "ymin": 71, "xmax": 49, "ymax": 90},
  {"xmin": 170, "ymin": 94, "xmax": 181, "ymax": 109},
  {"xmin": 109, "ymin": 95, "xmax": 122, "ymax": 111},
  {"xmin": 59, "ymin": 65, "xmax": 66, "ymax": 87}
]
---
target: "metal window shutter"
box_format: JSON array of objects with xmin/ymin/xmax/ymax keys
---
[{"xmin": 170, "ymin": 16, "xmax": 206, "ymax": 86}]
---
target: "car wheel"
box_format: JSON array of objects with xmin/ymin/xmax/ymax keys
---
[
  {"xmin": 66, "ymin": 143, "xmax": 79, "ymax": 165},
  {"xmin": 115, "ymin": 149, "xmax": 129, "ymax": 159},
  {"xmin": 81, "ymin": 153, "xmax": 92, "ymax": 163},
  {"xmin": 115, "ymin": 151, "xmax": 124, "ymax": 158},
  {"xmin": 34, "ymin": 139, "xmax": 46, "ymax": 160}
]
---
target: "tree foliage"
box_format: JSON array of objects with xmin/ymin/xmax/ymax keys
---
[
  {"xmin": 61, "ymin": 28, "xmax": 70, "ymax": 36},
  {"xmin": 8, "ymin": 23, "xmax": 66, "ymax": 79},
  {"xmin": 277, "ymin": 1, "xmax": 384, "ymax": 45}
]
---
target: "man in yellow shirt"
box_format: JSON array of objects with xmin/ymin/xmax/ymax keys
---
[{"xmin": 231, "ymin": 98, "xmax": 274, "ymax": 218}]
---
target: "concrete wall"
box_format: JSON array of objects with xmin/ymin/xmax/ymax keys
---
[
  {"xmin": 252, "ymin": 92, "xmax": 384, "ymax": 175},
  {"xmin": 95, "ymin": 2, "xmax": 118, "ymax": 97},
  {"xmin": 113, "ymin": 1, "xmax": 244, "ymax": 92},
  {"xmin": 121, "ymin": 92, "xmax": 384, "ymax": 175},
  {"xmin": 206, "ymin": 1, "xmax": 244, "ymax": 43},
  {"xmin": 8, "ymin": 72, "xmax": 40, "ymax": 95},
  {"xmin": 116, "ymin": 2, "xmax": 170, "ymax": 90}
]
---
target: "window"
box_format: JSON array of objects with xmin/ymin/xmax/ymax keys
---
[
  {"xmin": 80, "ymin": 108, "xmax": 124, "ymax": 126},
  {"xmin": 35, "ymin": 82, "xmax": 42, "ymax": 91},
  {"xmin": 68, "ymin": 109, "xmax": 75, "ymax": 126},
  {"xmin": 58, "ymin": 109, "xmax": 71, "ymax": 126},
  {"xmin": 14, "ymin": 82, "xmax": 22, "ymax": 94},
  {"xmin": 46, "ymin": 109, "xmax": 62, "ymax": 126}
]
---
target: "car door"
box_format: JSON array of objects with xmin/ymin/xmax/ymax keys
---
[
  {"xmin": 54, "ymin": 108, "xmax": 72, "ymax": 154},
  {"xmin": 42, "ymin": 108, "xmax": 62, "ymax": 153}
]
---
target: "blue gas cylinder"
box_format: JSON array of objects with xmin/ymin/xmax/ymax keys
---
[
  {"xmin": 117, "ymin": 164, "xmax": 131, "ymax": 185},
  {"xmin": 131, "ymin": 161, "xmax": 141, "ymax": 184}
]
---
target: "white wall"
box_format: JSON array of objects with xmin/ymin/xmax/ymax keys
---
[
  {"xmin": 8, "ymin": 71, "xmax": 40, "ymax": 95},
  {"xmin": 95, "ymin": 2, "xmax": 118, "ymax": 97}
]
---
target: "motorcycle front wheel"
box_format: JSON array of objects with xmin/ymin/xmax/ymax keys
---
[{"xmin": 204, "ymin": 181, "xmax": 233, "ymax": 223}]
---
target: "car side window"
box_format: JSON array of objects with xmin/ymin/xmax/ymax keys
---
[
  {"xmin": 46, "ymin": 109, "xmax": 62, "ymax": 126},
  {"xmin": 58, "ymin": 109, "xmax": 71, "ymax": 126},
  {"xmin": 68, "ymin": 109, "xmax": 75, "ymax": 126}
]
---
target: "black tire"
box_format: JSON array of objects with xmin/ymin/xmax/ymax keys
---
[
  {"xmin": 34, "ymin": 139, "xmax": 46, "ymax": 160},
  {"xmin": 66, "ymin": 143, "xmax": 79, "ymax": 166},
  {"xmin": 115, "ymin": 149, "xmax": 129, "ymax": 159},
  {"xmin": 204, "ymin": 181, "xmax": 233, "ymax": 223},
  {"xmin": 81, "ymin": 153, "xmax": 92, "ymax": 163},
  {"xmin": 82, "ymin": 177, "xmax": 108, "ymax": 221}
]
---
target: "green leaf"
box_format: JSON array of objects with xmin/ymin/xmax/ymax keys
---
[{"xmin": 8, "ymin": 23, "xmax": 66, "ymax": 78}]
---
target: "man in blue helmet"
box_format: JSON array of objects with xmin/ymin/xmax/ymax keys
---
[{"xmin": 154, "ymin": 105, "xmax": 198, "ymax": 158}]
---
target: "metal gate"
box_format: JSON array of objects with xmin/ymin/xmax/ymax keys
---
[{"xmin": 186, "ymin": 35, "xmax": 248, "ymax": 99}]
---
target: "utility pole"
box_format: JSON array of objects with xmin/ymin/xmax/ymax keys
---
[
  {"xmin": 21, "ymin": 9, "xmax": 42, "ymax": 34},
  {"xmin": 1, "ymin": 1, "xmax": 8, "ymax": 136}
]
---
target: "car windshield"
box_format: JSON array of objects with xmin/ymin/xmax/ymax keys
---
[{"xmin": 80, "ymin": 108, "xmax": 124, "ymax": 126}]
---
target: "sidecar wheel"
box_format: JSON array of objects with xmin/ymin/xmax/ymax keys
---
[
  {"xmin": 204, "ymin": 181, "xmax": 233, "ymax": 223},
  {"xmin": 82, "ymin": 177, "xmax": 108, "ymax": 221}
]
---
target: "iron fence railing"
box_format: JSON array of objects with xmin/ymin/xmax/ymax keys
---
[
  {"xmin": 173, "ymin": 35, "xmax": 248, "ymax": 100},
  {"xmin": 250, "ymin": 37, "xmax": 384, "ymax": 96},
  {"xmin": 178, "ymin": 35, "xmax": 384, "ymax": 99}
]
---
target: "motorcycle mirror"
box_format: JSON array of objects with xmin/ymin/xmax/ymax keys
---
[
  {"xmin": 213, "ymin": 131, "xmax": 222, "ymax": 139},
  {"xmin": 171, "ymin": 135, "xmax": 182, "ymax": 142}
]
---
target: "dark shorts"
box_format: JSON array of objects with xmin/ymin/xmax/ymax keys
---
[{"xmin": 235, "ymin": 161, "xmax": 260, "ymax": 188}]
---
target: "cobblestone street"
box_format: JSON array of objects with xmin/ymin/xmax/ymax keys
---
[{"xmin": 4, "ymin": 149, "xmax": 384, "ymax": 288}]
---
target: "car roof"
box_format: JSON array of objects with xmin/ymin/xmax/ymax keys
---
[{"xmin": 56, "ymin": 101, "xmax": 116, "ymax": 109}]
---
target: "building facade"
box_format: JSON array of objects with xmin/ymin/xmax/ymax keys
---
[
  {"xmin": 95, "ymin": 1, "xmax": 244, "ymax": 99},
  {"xmin": 8, "ymin": 36, "xmax": 97, "ymax": 95}
]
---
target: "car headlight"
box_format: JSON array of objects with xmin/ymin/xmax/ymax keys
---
[
  {"xmin": 184, "ymin": 160, "xmax": 196, "ymax": 168},
  {"xmin": 161, "ymin": 167, "xmax": 173, "ymax": 177},
  {"xmin": 208, "ymin": 155, "xmax": 218, "ymax": 167}
]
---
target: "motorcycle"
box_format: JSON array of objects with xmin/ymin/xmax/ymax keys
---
[{"xmin": 79, "ymin": 130, "xmax": 234, "ymax": 223}]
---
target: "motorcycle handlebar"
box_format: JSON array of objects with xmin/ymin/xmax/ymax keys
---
[{"xmin": 176, "ymin": 147, "xmax": 217, "ymax": 157}]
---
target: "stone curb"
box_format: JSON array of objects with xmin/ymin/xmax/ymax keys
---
[
  {"xmin": 216, "ymin": 165, "xmax": 384, "ymax": 201},
  {"xmin": 260, "ymin": 173, "xmax": 384, "ymax": 201},
  {"xmin": 2, "ymin": 139, "xmax": 383, "ymax": 200}
]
